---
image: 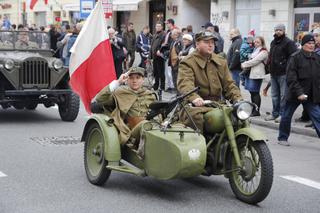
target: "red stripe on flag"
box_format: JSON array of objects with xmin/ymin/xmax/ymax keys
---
[
  {"xmin": 30, "ymin": 0, "xmax": 38, "ymax": 9},
  {"xmin": 70, "ymin": 39, "xmax": 116, "ymax": 113}
]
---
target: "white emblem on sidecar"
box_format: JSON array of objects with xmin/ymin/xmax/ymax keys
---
[{"xmin": 188, "ymin": 149, "xmax": 201, "ymax": 161}]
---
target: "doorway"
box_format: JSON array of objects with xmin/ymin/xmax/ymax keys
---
[{"xmin": 149, "ymin": 0, "xmax": 166, "ymax": 34}]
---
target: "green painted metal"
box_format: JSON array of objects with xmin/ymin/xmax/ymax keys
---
[
  {"xmin": 144, "ymin": 125, "xmax": 206, "ymax": 180},
  {"xmin": 203, "ymin": 108, "xmax": 225, "ymax": 134},
  {"xmin": 235, "ymin": 127, "xmax": 267, "ymax": 142},
  {"xmin": 82, "ymin": 114, "xmax": 121, "ymax": 163},
  {"xmin": 106, "ymin": 164, "xmax": 145, "ymax": 176},
  {"xmin": 122, "ymin": 146, "xmax": 145, "ymax": 170},
  {"xmin": 86, "ymin": 126, "xmax": 105, "ymax": 177},
  {"xmin": 223, "ymin": 106, "xmax": 242, "ymax": 168}
]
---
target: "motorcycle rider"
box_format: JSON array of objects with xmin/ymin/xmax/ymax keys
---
[
  {"xmin": 93, "ymin": 67, "xmax": 156, "ymax": 146},
  {"xmin": 177, "ymin": 31, "xmax": 242, "ymax": 132}
]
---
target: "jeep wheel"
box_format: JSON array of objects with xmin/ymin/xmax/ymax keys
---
[
  {"xmin": 26, "ymin": 103, "xmax": 38, "ymax": 110},
  {"xmin": 58, "ymin": 92, "xmax": 80, "ymax": 122}
]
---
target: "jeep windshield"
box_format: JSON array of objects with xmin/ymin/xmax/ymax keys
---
[{"xmin": 0, "ymin": 30, "xmax": 51, "ymax": 50}]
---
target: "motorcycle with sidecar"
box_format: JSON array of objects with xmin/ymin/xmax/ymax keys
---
[{"xmin": 82, "ymin": 87, "xmax": 273, "ymax": 204}]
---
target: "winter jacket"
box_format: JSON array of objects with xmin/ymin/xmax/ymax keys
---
[
  {"xmin": 122, "ymin": 30, "xmax": 136, "ymax": 52},
  {"xmin": 269, "ymin": 34, "xmax": 297, "ymax": 76},
  {"xmin": 214, "ymin": 33, "xmax": 224, "ymax": 54},
  {"xmin": 136, "ymin": 32, "xmax": 151, "ymax": 53},
  {"xmin": 179, "ymin": 43, "xmax": 195, "ymax": 60},
  {"xmin": 168, "ymin": 39, "xmax": 183, "ymax": 67},
  {"xmin": 286, "ymin": 50, "xmax": 320, "ymax": 103},
  {"xmin": 241, "ymin": 47, "xmax": 268, "ymax": 79},
  {"xmin": 150, "ymin": 30, "xmax": 166, "ymax": 59},
  {"xmin": 111, "ymin": 36, "xmax": 126, "ymax": 60},
  {"xmin": 240, "ymin": 37, "xmax": 254, "ymax": 62},
  {"xmin": 227, "ymin": 35, "xmax": 242, "ymax": 70}
]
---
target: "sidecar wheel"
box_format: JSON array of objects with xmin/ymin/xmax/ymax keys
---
[
  {"xmin": 84, "ymin": 122, "xmax": 111, "ymax": 185},
  {"xmin": 229, "ymin": 139, "xmax": 273, "ymax": 204}
]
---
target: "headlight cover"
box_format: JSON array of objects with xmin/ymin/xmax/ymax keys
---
[
  {"xmin": 235, "ymin": 102, "xmax": 253, "ymax": 120},
  {"xmin": 53, "ymin": 59, "xmax": 63, "ymax": 70},
  {"xmin": 4, "ymin": 59, "xmax": 14, "ymax": 70}
]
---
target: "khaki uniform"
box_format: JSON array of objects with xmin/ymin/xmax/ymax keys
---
[
  {"xmin": 177, "ymin": 50, "xmax": 242, "ymax": 132},
  {"xmin": 95, "ymin": 83, "xmax": 156, "ymax": 145},
  {"xmin": 15, "ymin": 40, "xmax": 38, "ymax": 49}
]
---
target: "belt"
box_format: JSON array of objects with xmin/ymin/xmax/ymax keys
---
[
  {"xmin": 127, "ymin": 116, "xmax": 145, "ymax": 129},
  {"xmin": 202, "ymin": 95, "xmax": 221, "ymax": 101}
]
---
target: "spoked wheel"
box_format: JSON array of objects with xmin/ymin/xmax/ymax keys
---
[
  {"xmin": 229, "ymin": 139, "xmax": 273, "ymax": 204},
  {"xmin": 84, "ymin": 122, "xmax": 111, "ymax": 185}
]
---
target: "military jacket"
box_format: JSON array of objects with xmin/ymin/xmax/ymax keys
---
[
  {"xmin": 177, "ymin": 50, "xmax": 242, "ymax": 103},
  {"xmin": 95, "ymin": 82, "xmax": 156, "ymax": 144}
]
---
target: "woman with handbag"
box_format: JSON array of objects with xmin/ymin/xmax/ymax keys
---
[{"xmin": 241, "ymin": 36, "xmax": 268, "ymax": 116}]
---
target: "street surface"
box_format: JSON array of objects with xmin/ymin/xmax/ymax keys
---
[{"xmin": 0, "ymin": 101, "xmax": 319, "ymax": 213}]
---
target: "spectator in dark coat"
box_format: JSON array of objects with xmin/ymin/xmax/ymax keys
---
[
  {"xmin": 150, "ymin": 23, "xmax": 166, "ymax": 90},
  {"xmin": 227, "ymin": 28, "xmax": 242, "ymax": 87},
  {"xmin": 277, "ymin": 34, "xmax": 320, "ymax": 145},
  {"xmin": 265, "ymin": 24, "xmax": 297, "ymax": 122},
  {"xmin": 122, "ymin": 23, "xmax": 136, "ymax": 69},
  {"xmin": 49, "ymin": 25, "xmax": 61, "ymax": 57},
  {"xmin": 168, "ymin": 28, "xmax": 182, "ymax": 90},
  {"xmin": 109, "ymin": 28, "xmax": 126, "ymax": 78}
]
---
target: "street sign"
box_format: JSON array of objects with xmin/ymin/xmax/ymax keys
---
[
  {"xmin": 80, "ymin": 0, "xmax": 95, "ymax": 19},
  {"xmin": 102, "ymin": 0, "xmax": 112, "ymax": 19}
]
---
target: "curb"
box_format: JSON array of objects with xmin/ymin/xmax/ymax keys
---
[{"xmin": 250, "ymin": 118, "xmax": 318, "ymax": 138}]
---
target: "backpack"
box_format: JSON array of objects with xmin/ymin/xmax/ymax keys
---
[{"xmin": 260, "ymin": 48, "xmax": 270, "ymax": 74}]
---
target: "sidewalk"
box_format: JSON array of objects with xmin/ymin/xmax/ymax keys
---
[
  {"xmin": 241, "ymin": 79, "xmax": 318, "ymax": 138},
  {"xmin": 160, "ymin": 78, "xmax": 318, "ymax": 138}
]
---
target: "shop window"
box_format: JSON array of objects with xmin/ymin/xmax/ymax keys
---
[{"xmin": 294, "ymin": 0, "xmax": 320, "ymax": 8}]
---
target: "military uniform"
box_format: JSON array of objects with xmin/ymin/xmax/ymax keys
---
[
  {"xmin": 95, "ymin": 68, "xmax": 156, "ymax": 145},
  {"xmin": 177, "ymin": 33, "xmax": 242, "ymax": 132}
]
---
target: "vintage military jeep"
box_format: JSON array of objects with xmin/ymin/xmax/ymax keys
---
[{"xmin": 0, "ymin": 30, "xmax": 79, "ymax": 121}]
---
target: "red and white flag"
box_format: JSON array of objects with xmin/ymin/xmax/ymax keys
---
[{"xmin": 69, "ymin": 0, "xmax": 116, "ymax": 113}]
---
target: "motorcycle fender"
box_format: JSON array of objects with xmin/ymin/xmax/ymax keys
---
[
  {"xmin": 235, "ymin": 127, "xmax": 267, "ymax": 142},
  {"xmin": 82, "ymin": 114, "xmax": 121, "ymax": 163}
]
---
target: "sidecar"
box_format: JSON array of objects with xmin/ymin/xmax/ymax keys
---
[{"xmin": 82, "ymin": 112, "xmax": 207, "ymax": 185}]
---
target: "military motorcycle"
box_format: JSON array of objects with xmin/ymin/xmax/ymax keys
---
[{"xmin": 82, "ymin": 87, "xmax": 273, "ymax": 204}]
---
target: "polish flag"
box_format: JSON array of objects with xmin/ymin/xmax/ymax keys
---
[{"xmin": 69, "ymin": 0, "xmax": 116, "ymax": 113}]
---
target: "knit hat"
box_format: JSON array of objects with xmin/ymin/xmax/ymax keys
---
[
  {"xmin": 182, "ymin": 34, "xmax": 193, "ymax": 41},
  {"xmin": 301, "ymin": 34, "xmax": 315, "ymax": 46},
  {"xmin": 274, "ymin": 23, "xmax": 286, "ymax": 32},
  {"xmin": 313, "ymin": 28, "xmax": 320, "ymax": 35}
]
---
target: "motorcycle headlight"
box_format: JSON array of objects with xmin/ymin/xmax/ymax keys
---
[
  {"xmin": 234, "ymin": 102, "xmax": 253, "ymax": 120},
  {"xmin": 53, "ymin": 59, "xmax": 63, "ymax": 70},
  {"xmin": 4, "ymin": 59, "xmax": 14, "ymax": 70}
]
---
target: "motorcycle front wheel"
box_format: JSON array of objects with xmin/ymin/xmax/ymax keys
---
[{"xmin": 228, "ymin": 139, "xmax": 273, "ymax": 204}]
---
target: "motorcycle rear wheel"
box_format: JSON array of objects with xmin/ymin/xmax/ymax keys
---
[
  {"xmin": 229, "ymin": 139, "xmax": 273, "ymax": 204},
  {"xmin": 84, "ymin": 122, "xmax": 111, "ymax": 185}
]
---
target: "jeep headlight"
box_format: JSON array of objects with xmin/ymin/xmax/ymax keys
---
[
  {"xmin": 4, "ymin": 59, "xmax": 14, "ymax": 70},
  {"xmin": 53, "ymin": 59, "xmax": 63, "ymax": 70},
  {"xmin": 234, "ymin": 102, "xmax": 253, "ymax": 120}
]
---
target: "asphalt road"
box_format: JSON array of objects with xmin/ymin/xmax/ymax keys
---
[{"xmin": 0, "ymin": 103, "xmax": 319, "ymax": 213}]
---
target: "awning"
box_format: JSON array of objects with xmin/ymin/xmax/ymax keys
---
[{"xmin": 113, "ymin": 0, "xmax": 143, "ymax": 11}]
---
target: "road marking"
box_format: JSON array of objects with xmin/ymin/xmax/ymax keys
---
[
  {"xmin": 0, "ymin": 171, "xmax": 7, "ymax": 178},
  {"xmin": 280, "ymin": 175, "xmax": 320, "ymax": 190}
]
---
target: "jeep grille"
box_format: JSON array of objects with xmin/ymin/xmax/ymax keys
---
[{"xmin": 21, "ymin": 59, "xmax": 50, "ymax": 88}]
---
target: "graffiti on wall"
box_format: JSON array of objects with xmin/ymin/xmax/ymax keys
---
[{"xmin": 211, "ymin": 13, "xmax": 224, "ymax": 25}]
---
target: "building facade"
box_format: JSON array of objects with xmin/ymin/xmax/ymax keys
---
[{"xmin": 211, "ymin": 0, "xmax": 320, "ymax": 50}]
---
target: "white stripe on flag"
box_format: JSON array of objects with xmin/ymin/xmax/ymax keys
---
[
  {"xmin": 280, "ymin": 175, "xmax": 320, "ymax": 190},
  {"xmin": 0, "ymin": 171, "xmax": 7, "ymax": 178},
  {"xmin": 69, "ymin": 0, "xmax": 109, "ymax": 76}
]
